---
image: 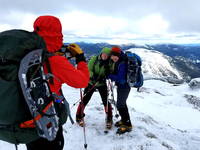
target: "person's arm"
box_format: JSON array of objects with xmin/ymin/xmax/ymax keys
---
[
  {"xmin": 108, "ymin": 63, "xmax": 127, "ymax": 84},
  {"xmin": 51, "ymin": 56, "xmax": 89, "ymax": 88}
]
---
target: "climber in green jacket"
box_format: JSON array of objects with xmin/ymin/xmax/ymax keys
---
[{"xmin": 76, "ymin": 47, "xmax": 113, "ymax": 129}]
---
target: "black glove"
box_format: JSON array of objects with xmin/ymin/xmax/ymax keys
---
[{"xmin": 76, "ymin": 53, "xmax": 86, "ymax": 64}]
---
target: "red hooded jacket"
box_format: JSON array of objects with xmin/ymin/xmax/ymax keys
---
[{"xmin": 33, "ymin": 16, "xmax": 89, "ymax": 95}]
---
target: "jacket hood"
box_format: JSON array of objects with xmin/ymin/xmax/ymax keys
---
[{"xmin": 33, "ymin": 15, "xmax": 63, "ymax": 52}]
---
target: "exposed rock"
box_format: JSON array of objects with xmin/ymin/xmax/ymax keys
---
[
  {"xmin": 165, "ymin": 77, "xmax": 184, "ymax": 85},
  {"xmin": 184, "ymin": 94, "xmax": 200, "ymax": 111},
  {"xmin": 162, "ymin": 142, "xmax": 175, "ymax": 150},
  {"xmin": 189, "ymin": 78, "xmax": 200, "ymax": 89},
  {"xmin": 146, "ymin": 133, "xmax": 157, "ymax": 139}
]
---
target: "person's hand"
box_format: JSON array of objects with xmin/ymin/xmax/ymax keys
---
[
  {"xmin": 67, "ymin": 43, "xmax": 83, "ymax": 57},
  {"xmin": 67, "ymin": 43, "xmax": 86, "ymax": 64}
]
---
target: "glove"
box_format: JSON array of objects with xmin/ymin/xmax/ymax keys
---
[
  {"xmin": 75, "ymin": 53, "xmax": 86, "ymax": 64},
  {"xmin": 67, "ymin": 43, "xmax": 83, "ymax": 57},
  {"xmin": 67, "ymin": 43, "xmax": 85, "ymax": 64}
]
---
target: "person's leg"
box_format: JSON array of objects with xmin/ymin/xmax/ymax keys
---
[
  {"xmin": 116, "ymin": 87, "xmax": 131, "ymax": 125},
  {"xmin": 98, "ymin": 85, "xmax": 112, "ymax": 119},
  {"xmin": 116, "ymin": 87, "xmax": 133, "ymax": 134},
  {"xmin": 98, "ymin": 85, "xmax": 113, "ymax": 128},
  {"xmin": 26, "ymin": 126, "xmax": 64, "ymax": 150},
  {"xmin": 76, "ymin": 84, "xmax": 96, "ymax": 118}
]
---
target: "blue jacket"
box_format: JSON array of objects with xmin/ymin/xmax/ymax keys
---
[{"xmin": 109, "ymin": 52, "xmax": 130, "ymax": 88}]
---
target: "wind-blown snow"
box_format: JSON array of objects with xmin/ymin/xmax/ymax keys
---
[
  {"xmin": 1, "ymin": 80, "xmax": 200, "ymax": 150},
  {"xmin": 126, "ymin": 48, "xmax": 182, "ymax": 79}
]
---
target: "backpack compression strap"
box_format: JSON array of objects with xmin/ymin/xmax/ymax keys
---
[
  {"xmin": 19, "ymin": 101, "xmax": 54, "ymax": 128},
  {"xmin": 20, "ymin": 93, "xmax": 74, "ymax": 128}
]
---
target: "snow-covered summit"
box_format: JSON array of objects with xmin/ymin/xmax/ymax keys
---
[
  {"xmin": 126, "ymin": 48, "xmax": 183, "ymax": 80},
  {"xmin": 2, "ymin": 80, "xmax": 200, "ymax": 150}
]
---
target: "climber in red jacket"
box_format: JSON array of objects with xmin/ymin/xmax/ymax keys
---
[{"xmin": 26, "ymin": 15, "xmax": 89, "ymax": 150}]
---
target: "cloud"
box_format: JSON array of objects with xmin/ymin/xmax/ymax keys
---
[
  {"xmin": 0, "ymin": 0, "xmax": 200, "ymax": 43},
  {"xmin": 60, "ymin": 11, "xmax": 128, "ymax": 36},
  {"xmin": 56, "ymin": 0, "xmax": 200, "ymax": 33},
  {"xmin": 136, "ymin": 14, "xmax": 169, "ymax": 34},
  {"xmin": 0, "ymin": 24, "xmax": 12, "ymax": 31},
  {"xmin": 0, "ymin": 11, "xmax": 37, "ymax": 31}
]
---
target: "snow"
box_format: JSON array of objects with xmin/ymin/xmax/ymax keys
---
[
  {"xmin": 190, "ymin": 78, "xmax": 200, "ymax": 82},
  {"xmin": 130, "ymin": 80, "xmax": 200, "ymax": 130},
  {"xmin": 1, "ymin": 80, "xmax": 200, "ymax": 150}
]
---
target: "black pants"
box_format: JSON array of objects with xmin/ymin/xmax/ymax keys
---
[
  {"xmin": 76, "ymin": 84, "xmax": 112, "ymax": 118},
  {"xmin": 116, "ymin": 86, "xmax": 131, "ymax": 125},
  {"xmin": 26, "ymin": 126, "xmax": 64, "ymax": 150}
]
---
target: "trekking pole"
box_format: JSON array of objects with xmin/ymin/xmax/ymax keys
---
[
  {"xmin": 108, "ymin": 80, "xmax": 119, "ymax": 118},
  {"xmin": 14, "ymin": 144, "xmax": 18, "ymax": 150},
  {"xmin": 80, "ymin": 88, "xmax": 88, "ymax": 150},
  {"xmin": 106, "ymin": 89, "xmax": 109, "ymax": 117},
  {"xmin": 71, "ymin": 81, "xmax": 98, "ymax": 109}
]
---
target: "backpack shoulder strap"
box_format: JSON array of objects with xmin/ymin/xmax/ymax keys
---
[
  {"xmin": 43, "ymin": 51, "xmax": 55, "ymax": 84},
  {"xmin": 132, "ymin": 53, "xmax": 142, "ymax": 66}
]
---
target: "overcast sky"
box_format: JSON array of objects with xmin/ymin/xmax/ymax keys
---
[{"xmin": 0, "ymin": 0, "xmax": 200, "ymax": 44}]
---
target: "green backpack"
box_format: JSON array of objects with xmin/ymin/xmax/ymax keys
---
[{"xmin": 0, "ymin": 29, "xmax": 69, "ymax": 144}]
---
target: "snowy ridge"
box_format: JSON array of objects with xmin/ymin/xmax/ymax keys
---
[
  {"xmin": 126, "ymin": 48, "xmax": 183, "ymax": 80},
  {"xmin": 2, "ymin": 80, "xmax": 200, "ymax": 150}
]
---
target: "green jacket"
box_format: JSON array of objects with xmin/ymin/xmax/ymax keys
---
[{"xmin": 88, "ymin": 55, "xmax": 110, "ymax": 87}]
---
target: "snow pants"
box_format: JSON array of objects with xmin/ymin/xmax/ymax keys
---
[{"xmin": 116, "ymin": 86, "xmax": 131, "ymax": 125}]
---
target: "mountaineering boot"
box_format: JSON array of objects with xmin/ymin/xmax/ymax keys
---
[
  {"xmin": 116, "ymin": 124, "xmax": 132, "ymax": 134},
  {"xmin": 106, "ymin": 117, "xmax": 113, "ymax": 129},
  {"xmin": 114, "ymin": 120, "xmax": 124, "ymax": 127},
  {"xmin": 116, "ymin": 120, "xmax": 132, "ymax": 134},
  {"xmin": 76, "ymin": 114, "xmax": 85, "ymax": 127}
]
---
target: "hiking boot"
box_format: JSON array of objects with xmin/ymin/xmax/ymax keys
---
[
  {"xmin": 116, "ymin": 124, "xmax": 132, "ymax": 134},
  {"xmin": 76, "ymin": 115, "xmax": 85, "ymax": 127},
  {"xmin": 106, "ymin": 117, "xmax": 113, "ymax": 129},
  {"xmin": 114, "ymin": 120, "xmax": 124, "ymax": 127}
]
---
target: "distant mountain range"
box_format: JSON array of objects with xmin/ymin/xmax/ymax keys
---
[{"xmin": 65, "ymin": 42, "xmax": 200, "ymax": 80}]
